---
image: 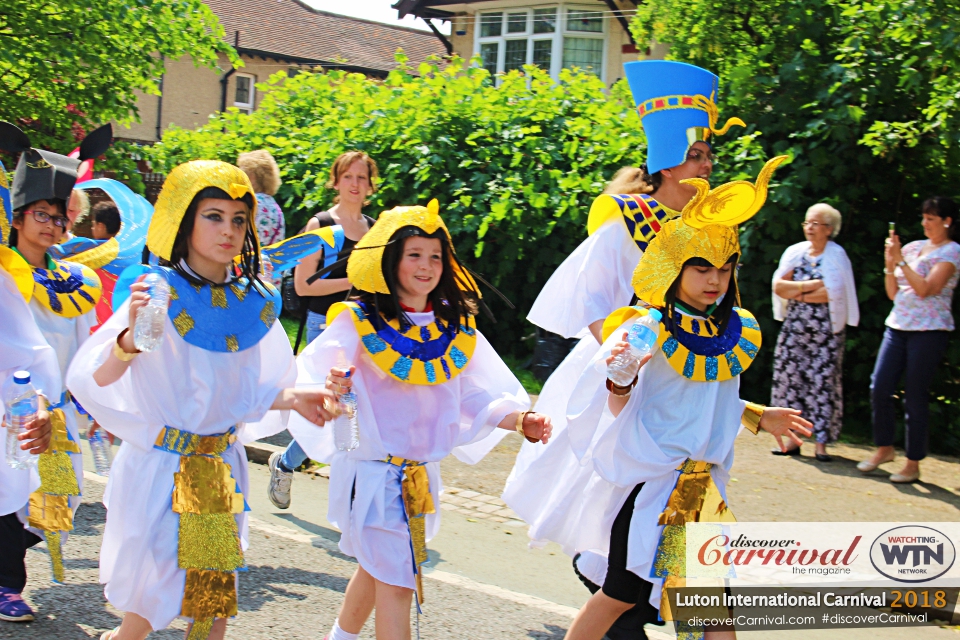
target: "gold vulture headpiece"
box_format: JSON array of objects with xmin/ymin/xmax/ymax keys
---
[
  {"xmin": 146, "ymin": 160, "xmax": 258, "ymax": 261},
  {"xmin": 347, "ymin": 198, "xmax": 478, "ymax": 296},
  {"xmin": 632, "ymin": 155, "xmax": 788, "ymax": 307}
]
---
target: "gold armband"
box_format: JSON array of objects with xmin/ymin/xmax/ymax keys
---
[
  {"xmin": 112, "ymin": 328, "xmax": 140, "ymax": 362},
  {"xmin": 741, "ymin": 401, "xmax": 765, "ymax": 435}
]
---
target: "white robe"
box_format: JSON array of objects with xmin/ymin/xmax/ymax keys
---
[
  {"xmin": 255, "ymin": 309, "xmax": 529, "ymax": 590},
  {"xmin": 504, "ymin": 321, "xmax": 748, "ymax": 612},
  {"xmin": 0, "ymin": 269, "xmax": 61, "ymax": 517},
  {"xmin": 504, "ymin": 220, "xmax": 640, "ymax": 527},
  {"xmin": 66, "ymin": 299, "xmax": 295, "ymax": 630},
  {"xmin": 19, "ymin": 292, "xmax": 96, "ymax": 533}
]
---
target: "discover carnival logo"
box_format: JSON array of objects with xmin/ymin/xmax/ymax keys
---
[{"xmin": 869, "ymin": 526, "xmax": 956, "ymax": 583}]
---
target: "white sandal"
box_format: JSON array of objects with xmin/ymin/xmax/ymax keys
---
[{"xmin": 100, "ymin": 628, "xmax": 120, "ymax": 640}]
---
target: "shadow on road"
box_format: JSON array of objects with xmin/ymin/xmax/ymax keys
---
[
  {"xmin": 527, "ymin": 623, "xmax": 567, "ymax": 639},
  {"xmin": 240, "ymin": 564, "xmax": 350, "ymax": 613}
]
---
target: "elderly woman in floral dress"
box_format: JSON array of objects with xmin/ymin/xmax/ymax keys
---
[{"xmin": 771, "ymin": 203, "xmax": 859, "ymax": 461}]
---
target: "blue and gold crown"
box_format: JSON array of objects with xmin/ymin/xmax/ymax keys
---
[{"xmin": 625, "ymin": 61, "xmax": 745, "ymax": 174}]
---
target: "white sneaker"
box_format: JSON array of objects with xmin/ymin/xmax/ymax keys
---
[{"xmin": 268, "ymin": 451, "xmax": 293, "ymax": 509}]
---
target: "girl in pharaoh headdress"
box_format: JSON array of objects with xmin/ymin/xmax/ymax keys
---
[
  {"xmin": 272, "ymin": 199, "xmax": 552, "ymax": 640},
  {"xmin": 507, "ymin": 158, "xmax": 813, "ymax": 640},
  {"xmin": 67, "ymin": 160, "xmax": 336, "ymax": 640}
]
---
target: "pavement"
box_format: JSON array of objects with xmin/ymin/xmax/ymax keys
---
[{"xmin": 3, "ymin": 429, "xmax": 960, "ymax": 639}]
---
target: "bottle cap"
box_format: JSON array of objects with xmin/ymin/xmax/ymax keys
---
[
  {"xmin": 647, "ymin": 308, "xmax": 662, "ymax": 322},
  {"xmin": 343, "ymin": 370, "xmax": 352, "ymax": 379},
  {"xmin": 13, "ymin": 370, "xmax": 30, "ymax": 384}
]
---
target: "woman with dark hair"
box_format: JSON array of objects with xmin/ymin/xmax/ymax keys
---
[
  {"xmin": 266, "ymin": 200, "xmax": 552, "ymax": 640},
  {"xmin": 505, "ymin": 159, "xmax": 811, "ymax": 640},
  {"xmin": 859, "ymin": 196, "xmax": 960, "ymax": 483},
  {"xmin": 67, "ymin": 160, "xmax": 337, "ymax": 640}
]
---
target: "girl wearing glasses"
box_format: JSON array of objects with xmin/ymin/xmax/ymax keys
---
[
  {"xmin": 0, "ymin": 121, "xmax": 112, "ymax": 599},
  {"xmin": 771, "ymin": 204, "xmax": 859, "ymax": 462}
]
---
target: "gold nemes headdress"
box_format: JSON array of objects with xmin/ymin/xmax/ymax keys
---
[
  {"xmin": 146, "ymin": 160, "xmax": 257, "ymax": 261},
  {"xmin": 632, "ymin": 156, "xmax": 788, "ymax": 307},
  {"xmin": 347, "ymin": 198, "xmax": 477, "ymax": 295}
]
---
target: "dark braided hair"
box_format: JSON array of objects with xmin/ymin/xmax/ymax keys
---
[{"xmin": 164, "ymin": 187, "xmax": 265, "ymax": 291}]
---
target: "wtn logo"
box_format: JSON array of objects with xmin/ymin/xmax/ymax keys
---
[
  {"xmin": 880, "ymin": 543, "xmax": 944, "ymax": 567},
  {"xmin": 870, "ymin": 526, "xmax": 955, "ymax": 583}
]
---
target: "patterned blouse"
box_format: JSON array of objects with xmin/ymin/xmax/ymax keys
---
[
  {"xmin": 255, "ymin": 193, "xmax": 285, "ymax": 247},
  {"xmin": 886, "ymin": 240, "xmax": 960, "ymax": 331}
]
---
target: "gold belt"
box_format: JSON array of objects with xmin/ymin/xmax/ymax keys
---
[
  {"xmin": 652, "ymin": 459, "xmax": 736, "ymax": 636},
  {"xmin": 383, "ymin": 455, "xmax": 436, "ymax": 606},
  {"xmin": 27, "ymin": 392, "xmax": 81, "ymax": 583},
  {"xmin": 154, "ymin": 426, "xmax": 244, "ymax": 639}
]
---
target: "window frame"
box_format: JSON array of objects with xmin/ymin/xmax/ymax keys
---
[
  {"xmin": 473, "ymin": 4, "xmax": 608, "ymax": 82},
  {"xmin": 233, "ymin": 73, "xmax": 256, "ymax": 114}
]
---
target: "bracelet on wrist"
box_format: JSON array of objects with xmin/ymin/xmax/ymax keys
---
[
  {"xmin": 741, "ymin": 402, "xmax": 765, "ymax": 435},
  {"xmin": 113, "ymin": 328, "xmax": 141, "ymax": 362},
  {"xmin": 515, "ymin": 410, "xmax": 539, "ymax": 443},
  {"xmin": 606, "ymin": 375, "xmax": 638, "ymax": 397}
]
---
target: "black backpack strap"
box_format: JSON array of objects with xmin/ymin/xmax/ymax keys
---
[{"xmin": 293, "ymin": 311, "xmax": 308, "ymax": 355}]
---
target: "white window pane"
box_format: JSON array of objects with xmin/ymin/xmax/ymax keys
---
[
  {"xmin": 480, "ymin": 42, "xmax": 499, "ymax": 74},
  {"xmin": 507, "ymin": 12, "xmax": 527, "ymax": 34},
  {"xmin": 480, "ymin": 12, "xmax": 503, "ymax": 38},
  {"xmin": 504, "ymin": 39, "xmax": 527, "ymax": 72},
  {"xmin": 235, "ymin": 76, "xmax": 251, "ymax": 104},
  {"xmin": 562, "ymin": 37, "xmax": 603, "ymax": 76},
  {"xmin": 567, "ymin": 10, "xmax": 603, "ymax": 33},
  {"xmin": 533, "ymin": 8, "xmax": 556, "ymax": 34},
  {"xmin": 532, "ymin": 40, "xmax": 552, "ymax": 69}
]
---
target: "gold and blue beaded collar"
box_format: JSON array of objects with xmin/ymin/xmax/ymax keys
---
[
  {"xmin": 162, "ymin": 267, "xmax": 279, "ymax": 353},
  {"xmin": 26, "ymin": 253, "xmax": 102, "ymax": 318},
  {"xmin": 657, "ymin": 306, "xmax": 761, "ymax": 382},
  {"xmin": 328, "ymin": 301, "xmax": 477, "ymax": 385}
]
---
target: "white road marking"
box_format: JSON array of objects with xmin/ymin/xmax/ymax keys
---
[{"xmin": 246, "ymin": 516, "xmax": 676, "ymax": 638}]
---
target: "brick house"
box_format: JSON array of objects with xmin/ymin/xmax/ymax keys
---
[
  {"xmin": 393, "ymin": 0, "xmax": 665, "ymax": 86},
  {"xmin": 117, "ymin": 0, "xmax": 448, "ymax": 143}
]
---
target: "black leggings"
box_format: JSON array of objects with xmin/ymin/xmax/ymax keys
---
[
  {"xmin": 573, "ymin": 484, "xmax": 661, "ymax": 639},
  {"xmin": 0, "ymin": 512, "xmax": 41, "ymax": 591}
]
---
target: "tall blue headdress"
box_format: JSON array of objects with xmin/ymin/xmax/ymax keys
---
[
  {"xmin": 0, "ymin": 159, "xmax": 11, "ymax": 244},
  {"xmin": 625, "ymin": 60, "xmax": 745, "ymax": 174}
]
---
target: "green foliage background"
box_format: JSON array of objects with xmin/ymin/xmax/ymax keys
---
[
  {"xmin": 0, "ymin": 1, "xmax": 235, "ymax": 174},
  {"xmin": 631, "ymin": 0, "xmax": 960, "ymax": 451},
  {"xmin": 146, "ymin": 56, "xmax": 649, "ymax": 360}
]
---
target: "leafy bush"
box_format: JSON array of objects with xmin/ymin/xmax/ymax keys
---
[
  {"xmin": 147, "ymin": 55, "xmax": 647, "ymax": 356},
  {"xmin": 632, "ymin": 0, "xmax": 960, "ymax": 452}
]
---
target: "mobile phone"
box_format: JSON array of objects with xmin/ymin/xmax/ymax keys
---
[{"xmin": 888, "ymin": 221, "xmax": 896, "ymax": 233}]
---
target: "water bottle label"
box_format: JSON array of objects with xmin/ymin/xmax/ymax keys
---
[{"xmin": 628, "ymin": 324, "xmax": 657, "ymax": 348}]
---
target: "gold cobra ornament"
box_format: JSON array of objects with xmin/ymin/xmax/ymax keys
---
[{"xmin": 680, "ymin": 155, "xmax": 789, "ymax": 230}]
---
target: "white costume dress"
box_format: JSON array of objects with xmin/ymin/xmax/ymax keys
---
[
  {"xmin": 273, "ymin": 305, "xmax": 529, "ymax": 590},
  {"xmin": 0, "ymin": 265, "xmax": 61, "ymax": 518},
  {"xmin": 67, "ymin": 291, "xmax": 295, "ymax": 630},
  {"xmin": 505, "ymin": 309, "xmax": 756, "ymax": 613}
]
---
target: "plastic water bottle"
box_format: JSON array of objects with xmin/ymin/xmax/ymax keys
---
[
  {"xmin": 134, "ymin": 273, "xmax": 170, "ymax": 352},
  {"xmin": 3, "ymin": 371, "xmax": 40, "ymax": 470},
  {"xmin": 88, "ymin": 427, "xmax": 112, "ymax": 476},
  {"xmin": 334, "ymin": 371, "xmax": 360, "ymax": 451},
  {"xmin": 607, "ymin": 309, "xmax": 663, "ymax": 387}
]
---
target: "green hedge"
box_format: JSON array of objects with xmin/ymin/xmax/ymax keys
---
[{"xmin": 146, "ymin": 54, "xmax": 649, "ymax": 355}]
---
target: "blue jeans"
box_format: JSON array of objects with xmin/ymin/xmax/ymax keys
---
[
  {"xmin": 870, "ymin": 327, "xmax": 950, "ymax": 461},
  {"xmin": 305, "ymin": 310, "xmax": 327, "ymax": 345},
  {"xmin": 281, "ymin": 311, "xmax": 327, "ymax": 472}
]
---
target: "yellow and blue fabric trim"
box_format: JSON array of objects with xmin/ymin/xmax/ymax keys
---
[
  {"xmin": 260, "ymin": 225, "xmax": 344, "ymax": 274},
  {"xmin": 652, "ymin": 460, "xmax": 736, "ymax": 640},
  {"xmin": 0, "ymin": 158, "xmax": 11, "ymax": 245},
  {"xmin": 328, "ymin": 301, "xmax": 477, "ymax": 386},
  {"xmin": 587, "ymin": 193, "xmax": 681, "ymax": 252},
  {"xmin": 115, "ymin": 266, "xmax": 279, "ymax": 353},
  {"xmin": 154, "ymin": 425, "xmax": 247, "ymax": 640},
  {"xmin": 383, "ymin": 455, "xmax": 435, "ymax": 607},
  {"xmin": 29, "ymin": 259, "xmax": 103, "ymax": 318},
  {"xmin": 0, "ymin": 245, "xmax": 34, "ymax": 302},
  {"xmin": 27, "ymin": 391, "xmax": 81, "ymax": 583}
]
